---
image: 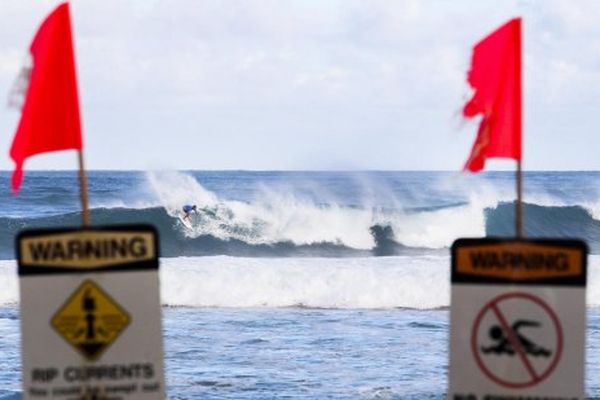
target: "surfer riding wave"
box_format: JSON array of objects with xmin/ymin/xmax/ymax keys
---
[{"xmin": 182, "ymin": 204, "xmax": 197, "ymax": 220}]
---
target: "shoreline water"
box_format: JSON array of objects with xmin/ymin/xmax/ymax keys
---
[
  {"xmin": 1, "ymin": 306, "xmax": 600, "ymax": 398},
  {"xmin": 3, "ymin": 171, "xmax": 600, "ymax": 397}
]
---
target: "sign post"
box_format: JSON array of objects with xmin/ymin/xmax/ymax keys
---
[
  {"xmin": 448, "ymin": 238, "xmax": 587, "ymax": 399},
  {"xmin": 17, "ymin": 225, "xmax": 165, "ymax": 400}
]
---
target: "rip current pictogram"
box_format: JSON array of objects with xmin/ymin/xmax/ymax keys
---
[{"xmin": 51, "ymin": 280, "xmax": 131, "ymax": 361}]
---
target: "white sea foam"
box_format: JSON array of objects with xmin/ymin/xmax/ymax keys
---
[
  {"xmin": 583, "ymin": 201, "xmax": 600, "ymax": 221},
  {"xmin": 2, "ymin": 255, "xmax": 600, "ymax": 309},
  {"xmin": 0, "ymin": 261, "xmax": 18, "ymax": 305},
  {"xmin": 0, "ymin": 257, "xmax": 450, "ymax": 309},
  {"xmin": 160, "ymin": 255, "xmax": 451, "ymax": 309},
  {"xmin": 386, "ymin": 201, "xmax": 485, "ymax": 249},
  {"xmin": 586, "ymin": 256, "xmax": 600, "ymax": 307},
  {"xmin": 89, "ymin": 199, "xmax": 158, "ymax": 210},
  {"xmin": 144, "ymin": 171, "xmax": 491, "ymax": 249}
]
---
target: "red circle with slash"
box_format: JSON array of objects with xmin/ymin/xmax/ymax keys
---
[{"xmin": 471, "ymin": 292, "xmax": 563, "ymax": 389}]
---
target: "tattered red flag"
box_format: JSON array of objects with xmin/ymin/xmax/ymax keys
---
[
  {"xmin": 9, "ymin": 2, "xmax": 82, "ymax": 193},
  {"xmin": 463, "ymin": 18, "xmax": 522, "ymax": 172}
]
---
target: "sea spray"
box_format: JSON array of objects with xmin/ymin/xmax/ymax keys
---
[
  {"xmin": 2, "ymin": 171, "xmax": 600, "ymax": 258},
  {"xmin": 143, "ymin": 171, "xmax": 487, "ymax": 250}
]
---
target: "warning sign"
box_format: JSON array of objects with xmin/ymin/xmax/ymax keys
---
[
  {"xmin": 17, "ymin": 225, "xmax": 165, "ymax": 400},
  {"xmin": 51, "ymin": 280, "xmax": 131, "ymax": 361},
  {"xmin": 449, "ymin": 238, "xmax": 586, "ymax": 400}
]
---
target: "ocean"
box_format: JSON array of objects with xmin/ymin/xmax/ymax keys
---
[{"xmin": 1, "ymin": 170, "xmax": 600, "ymax": 398}]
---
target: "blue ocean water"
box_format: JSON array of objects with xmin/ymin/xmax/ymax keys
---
[{"xmin": 1, "ymin": 170, "xmax": 600, "ymax": 398}]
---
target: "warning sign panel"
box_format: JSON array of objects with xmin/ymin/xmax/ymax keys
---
[
  {"xmin": 449, "ymin": 238, "xmax": 586, "ymax": 400},
  {"xmin": 51, "ymin": 280, "xmax": 131, "ymax": 361},
  {"xmin": 17, "ymin": 225, "xmax": 165, "ymax": 400}
]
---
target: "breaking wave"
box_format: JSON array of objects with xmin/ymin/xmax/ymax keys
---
[
  {"xmin": 1, "ymin": 255, "xmax": 600, "ymax": 309},
  {"xmin": 0, "ymin": 171, "xmax": 599, "ymax": 259}
]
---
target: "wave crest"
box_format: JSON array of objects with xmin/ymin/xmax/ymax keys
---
[{"xmin": 0, "ymin": 172, "xmax": 599, "ymax": 259}]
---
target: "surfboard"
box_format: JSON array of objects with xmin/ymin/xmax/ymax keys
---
[{"xmin": 178, "ymin": 215, "xmax": 193, "ymax": 230}]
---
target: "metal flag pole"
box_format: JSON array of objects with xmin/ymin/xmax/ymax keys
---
[
  {"xmin": 77, "ymin": 150, "xmax": 90, "ymax": 226},
  {"xmin": 516, "ymin": 159, "xmax": 523, "ymax": 237}
]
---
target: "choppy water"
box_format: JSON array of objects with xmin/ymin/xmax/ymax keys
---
[
  {"xmin": 0, "ymin": 306, "xmax": 600, "ymax": 399},
  {"xmin": 4, "ymin": 170, "xmax": 600, "ymax": 259},
  {"xmin": 2, "ymin": 170, "xmax": 600, "ymax": 397}
]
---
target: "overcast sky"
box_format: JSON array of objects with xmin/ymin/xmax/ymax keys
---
[{"xmin": 0, "ymin": 0, "xmax": 599, "ymax": 170}]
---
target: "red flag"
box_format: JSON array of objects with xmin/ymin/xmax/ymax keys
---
[
  {"xmin": 9, "ymin": 2, "xmax": 82, "ymax": 192},
  {"xmin": 463, "ymin": 18, "xmax": 522, "ymax": 172}
]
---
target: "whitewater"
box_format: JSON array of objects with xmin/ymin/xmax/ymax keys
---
[
  {"xmin": 3, "ymin": 170, "xmax": 600, "ymax": 259},
  {"xmin": 2, "ymin": 170, "xmax": 600, "ymax": 398},
  {"xmin": 2, "ymin": 256, "xmax": 600, "ymax": 309}
]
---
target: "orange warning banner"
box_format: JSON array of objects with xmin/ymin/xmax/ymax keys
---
[{"xmin": 455, "ymin": 242, "xmax": 583, "ymax": 281}]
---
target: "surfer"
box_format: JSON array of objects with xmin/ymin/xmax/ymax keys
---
[{"xmin": 182, "ymin": 204, "xmax": 197, "ymax": 220}]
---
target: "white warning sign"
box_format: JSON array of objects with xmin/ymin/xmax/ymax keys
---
[
  {"xmin": 17, "ymin": 226, "xmax": 165, "ymax": 400},
  {"xmin": 449, "ymin": 238, "xmax": 586, "ymax": 400}
]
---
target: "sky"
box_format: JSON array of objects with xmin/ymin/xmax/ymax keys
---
[{"xmin": 0, "ymin": 0, "xmax": 599, "ymax": 171}]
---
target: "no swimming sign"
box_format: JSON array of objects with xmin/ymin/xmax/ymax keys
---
[
  {"xmin": 448, "ymin": 238, "xmax": 587, "ymax": 399},
  {"xmin": 17, "ymin": 225, "xmax": 165, "ymax": 400}
]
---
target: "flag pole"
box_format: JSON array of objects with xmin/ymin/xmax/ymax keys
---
[
  {"xmin": 516, "ymin": 159, "xmax": 523, "ymax": 237},
  {"xmin": 77, "ymin": 150, "xmax": 90, "ymax": 226}
]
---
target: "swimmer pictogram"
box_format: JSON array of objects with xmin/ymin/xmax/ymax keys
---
[
  {"xmin": 481, "ymin": 319, "xmax": 551, "ymax": 357},
  {"xmin": 471, "ymin": 292, "xmax": 563, "ymax": 389},
  {"xmin": 51, "ymin": 280, "xmax": 131, "ymax": 361}
]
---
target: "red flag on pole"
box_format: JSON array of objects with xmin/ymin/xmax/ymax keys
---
[
  {"xmin": 463, "ymin": 18, "xmax": 522, "ymax": 172},
  {"xmin": 9, "ymin": 2, "xmax": 82, "ymax": 193}
]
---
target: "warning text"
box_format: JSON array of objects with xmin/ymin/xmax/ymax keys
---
[
  {"xmin": 20, "ymin": 231, "xmax": 155, "ymax": 269},
  {"xmin": 456, "ymin": 243, "xmax": 582, "ymax": 280}
]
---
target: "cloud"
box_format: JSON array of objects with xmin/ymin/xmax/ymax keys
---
[{"xmin": 0, "ymin": 0, "xmax": 599, "ymax": 170}]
